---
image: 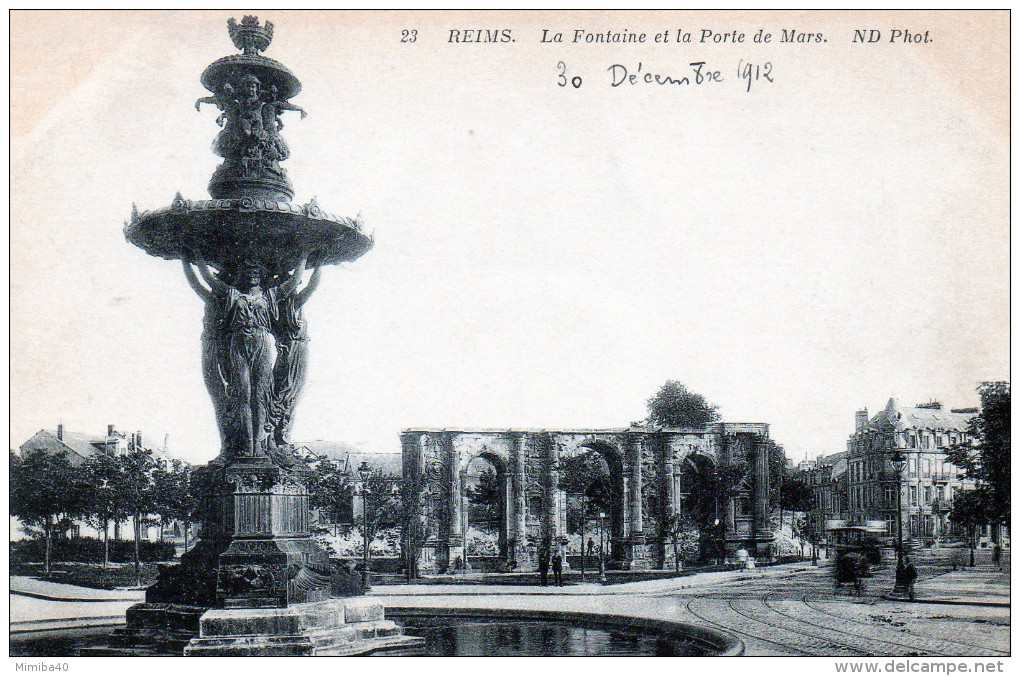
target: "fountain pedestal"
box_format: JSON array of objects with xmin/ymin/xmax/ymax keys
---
[{"xmin": 81, "ymin": 15, "xmax": 422, "ymax": 656}]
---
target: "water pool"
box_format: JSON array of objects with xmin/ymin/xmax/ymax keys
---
[{"xmin": 11, "ymin": 610, "xmax": 739, "ymax": 657}]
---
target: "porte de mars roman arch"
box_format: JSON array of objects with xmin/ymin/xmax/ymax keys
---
[{"xmin": 400, "ymin": 423, "xmax": 773, "ymax": 573}]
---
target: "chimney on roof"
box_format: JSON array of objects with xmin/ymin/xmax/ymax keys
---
[
  {"xmin": 107, "ymin": 424, "xmax": 115, "ymax": 438},
  {"xmin": 135, "ymin": 431, "xmax": 143, "ymax": 450},
  {"xmin": 57, "ymin": 424, "xmax": 64, "ymax": 440},
  {"xmin": 855, "ymin": 409, "xmax": 869, "ymax": 433}
]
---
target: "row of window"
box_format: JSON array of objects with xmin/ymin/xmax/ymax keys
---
[
  {"xmin": 847, "ymin": 483, "xmax": 952, "ymax": 510},
  {"xmin": 902, "ymin": 430, "xmax": 963, "ymax": 450},
  {"xmin": 848, "ymin": 453, "xmax": 961, "ymax": 483}
]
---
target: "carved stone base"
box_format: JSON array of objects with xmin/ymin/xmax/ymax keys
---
[
  {"xmin": 146, "ymin": 455, "xmax": 355, "ymax": 609},
  {"xmin": 80, "ymin": 599, "xmax": 424, "ymax": 657}
]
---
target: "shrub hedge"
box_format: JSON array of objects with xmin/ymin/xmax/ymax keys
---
[{"xmin": 10, "ymin": 536, "xmax": 177, "ymax": 564}]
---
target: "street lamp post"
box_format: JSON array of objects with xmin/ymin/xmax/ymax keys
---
[
  {"xmin": 358, "ymin": 461, "xmax": 372, "ymax": 590},
  {"xmin": 598, "ymin": 510, "xmax": 608, "ymax": 584},
  {"xmin": 578, "ymin": 492, "xmax": 586, "ymax": 583},
  {"xmin": 890, "ymin": 449, "xmax": 907, "ymax": 595}
]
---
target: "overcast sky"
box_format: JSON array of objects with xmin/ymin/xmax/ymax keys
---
[{"xmin": 10, "ymin": 11, "xmax": 1009, "ymax": 465}]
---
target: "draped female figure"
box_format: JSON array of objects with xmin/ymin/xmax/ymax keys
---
[
  {"xmin": 269, "ymin": 252, "xmax": 321, "ymax": 446},
  {"xmin": 195, "ymin": 259, "xmax": 276, "ymax": 458}
]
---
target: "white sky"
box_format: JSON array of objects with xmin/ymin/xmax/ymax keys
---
[{"xmin": 10, "ymin": 11, "xmax": 1009, "ymax": 465}]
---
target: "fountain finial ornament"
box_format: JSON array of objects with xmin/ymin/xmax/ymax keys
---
[{"xmin": 228, "ymin": 15, "xmax": 274, "ymax": 55}]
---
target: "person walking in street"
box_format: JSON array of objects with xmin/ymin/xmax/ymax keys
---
[
  {"xmin": 551, "ymin": 547, "xmax": 563, "ymax": 587},
  {"xmin": 902, "ymin": 555, "xmax": 918, "ymax": 600},
  {"xmin": 538, "ymin": 542, "xmax": 550, "ymax": 586},
  {"xmin": 993, "ymin": 543, "xmax": 1002, "ymax": 571}
]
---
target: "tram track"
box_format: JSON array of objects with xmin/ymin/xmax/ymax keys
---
[
  {"xmin": 761, "ymin": 594, "xmax": 954, "ymax": 657},
  {"xmin": 683, "ymin": 598, "xmax": 851, "ymax": 657},
  {"xmin": 801, "ymin": 595, "xmax": 1009, "ymax": 657}
]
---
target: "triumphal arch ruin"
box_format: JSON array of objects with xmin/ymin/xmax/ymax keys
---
[{"xmin": 400, "ymin": 423, "xmax": 773, "ymax": 573}]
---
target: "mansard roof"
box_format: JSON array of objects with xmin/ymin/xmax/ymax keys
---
[{"xmin": 867, "ymin": 398, "xmax": 974, "ymax": 433}]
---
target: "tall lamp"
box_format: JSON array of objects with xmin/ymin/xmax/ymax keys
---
[
  {"xmin": 358, "ymin": 461, "xmax": 373, "ymax": 590},
  {"xmin": 598, "ymin": 510, "xmax": 608, "ymax": 584},
  {"xmin": 890, "ymin": 449, "xmax": 907, "ymax": 595}
]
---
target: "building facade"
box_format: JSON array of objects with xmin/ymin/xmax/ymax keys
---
[
  {"xmin": 804, "ymin": 451, "xmax": 847, "ymax": 542},
  {"xmin": 844, "ymin": 399, "xmax": 976, "ymax": 543},
  {"xmin": 808, "ymin": 399, "xmax": 979, "ymax": 547},
  {"xmin": 400, "ymin": 423, "xmax": 773, "ymax": 573}
]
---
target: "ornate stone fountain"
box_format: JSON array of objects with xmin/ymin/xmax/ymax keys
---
[{"xmin": 87, "ymin": 16, "xmax": 421, "ymax": 656}]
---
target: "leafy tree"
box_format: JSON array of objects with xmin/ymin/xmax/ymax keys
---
[
  {"xmin": 660, "ymin": 510, "xmax": 701, "ymax": 572},
  {"xmin": 400, "ymin": 476, "xmax": 435, "ymax": 580},
  {"xmin": 946, "ymin": 382, "xmax": 1010, "ymax": 530},
  {"xmin": 646, "ymin": 380, "xmax": 720, "ymax": 428},
  {"xmin": 80, "ymin": 451, "xmax": 130, "ymax": 568},
  {"xmin": 949, "ymin": 487, "xmax": 991, "ymax": 565},
  {"xmin": 779, "ymin": 476, "xmax": 814, "ymax": 528},
  {"xmin": 466, "ymin": 468, "xmax": 502, "ymax": 528},
  {"xmin": 677, "ymin": 457, "xmax": 747, "ymax": 562},
  {"xmin": 362, "ymin": 476, "xmax": 403, "ymax": 537},
  {"xmin": 558, "ymin": 451, "xmax": 613, "ymax": 533},
  {"xmin": 120, "ymin": 447, "xmax": 158, "ymax": 585},
  {"xmin": 307, "ymin": 457, "xmax": 354, "ymax": 534},
  {"xmin": 150, "ymin": 459, "xmax": 195, "ymax": 547},
  {"xmin": 10, "ymin": 450, "xmax": 86, "ymax": 577},
  {"xmin": 767, "ymin": 440, "xmax": 788, "ymax": 508}
]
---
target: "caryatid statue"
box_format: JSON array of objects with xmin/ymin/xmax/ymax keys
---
[
  {"xmin": 180, "ymin": 253, "xmax": 321, "ymax": 459},
  {"xmin": 127, "ymin": 15, "xmax": 372, "ymax": 468}
]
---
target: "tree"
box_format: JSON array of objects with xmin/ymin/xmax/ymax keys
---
[
  {"xmin": 362, "ymin": 477, "xmax": 402, "ymax": 538},
  {"xmin": 779, "ymin": 476, "xmax": 814, "ymax": 531},
  {"xmin": 949, "ymin": 487, "xmax": 991, "ymax": 566},
  {"xmin": 646, "ymin": 381, "xmax": 721, "ymax": 428},
  {"xmin": 120, "ymin": 447, "xmax": 158, "ymax": 585},
  {"xmin": 660, "ymin": 510, "xmax": 700, "ymax": 572},
  {"xmin": 946, "ymin": 382, "xmax": 1010, "ymax": 531},
  {"xmin": 150, "ymin": 459, "xmax": 195, "ymax": 546},
  {"xmin": 767, "ymin": 440, "xmax": 788, "ymax": 508},
  {"xmin": 10, "ymin": 450, "xmax": 85, "ymax": 577},
  {"xmin": 677, "ymin": 457, "xmax": 747, "ymax": 562},
  {"xmin": 400, "ymin": 476, "xmax": 434, "ymax": 580},
  {"xmin": 466, "ymin": 468, "xmax": 501, "ymax": 528},
  {"xmin": 80, "ymin": 451, "xmax": 130, "ymax": 568},
  {"xmin": 307, "ymin": 457, "xmax": 354, "ymax": 534},
  {"xmin": 558, "ymin": 451, "xmax": 613, "ymax": 535}
]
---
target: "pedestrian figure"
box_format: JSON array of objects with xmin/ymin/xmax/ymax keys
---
[
  {"xmin": 538, "ymin": 542, "xmax": 550, "ymax": 587},
  {"xmin": 902, "ymin": 555, "xmax": 918, "ymax": 600},
  {"xmin": 587, "ymin": 537, "xmax": 595, "ymax": 559},
  {"xmin": 551, "ymin": 547, "xmax": 564, "ymax": 587},
  {"xmin": 993, "ymin": 543, "xmax": 1002, "ymax": 571}
]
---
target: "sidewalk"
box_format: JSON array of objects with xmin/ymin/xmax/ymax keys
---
[
  {"xmin": 886, "ymin": 555, "xmax": 1010, "ymax": 607},
  {"xmin": 10, "ymin": 575, "xmax": 145, "ymax": 603},
  {"xmin": 369, "ymin": 561, "xmax": 816, "ymax": 597}
]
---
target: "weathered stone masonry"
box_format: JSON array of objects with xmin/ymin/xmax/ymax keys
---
[{"xmin": 401, "ymin": 423, "xmax": 773, "ymax": 573}]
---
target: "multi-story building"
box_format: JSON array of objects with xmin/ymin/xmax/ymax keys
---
[
  {"xmin": 805, "ymin": 399, "xmax": 983, "ymax": 547},
  {"xmin": 844, "ymin": 398, "xmax": 976, "ymax": 543},
  {"xmin": 804, "ymin": 451, "xmax": 847, "ymax": 542}
]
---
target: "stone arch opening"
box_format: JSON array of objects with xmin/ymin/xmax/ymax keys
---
[
  {"xmin": 463, "ymin": 452, "xmax": 510, "ymax": 569},
  {"xmin": 563, "ymin": 441, "xmax": 626, "ymax": 563},
  {"xmin": 677, "ymin": 453, "xmax": 721, "ymax": 562}
]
